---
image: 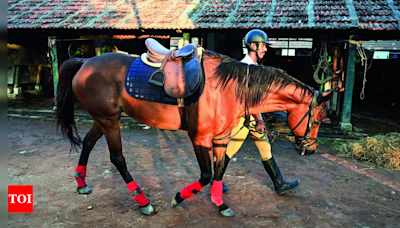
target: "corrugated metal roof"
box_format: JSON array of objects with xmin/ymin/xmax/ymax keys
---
[
  {"xmin": 269, "ymin": 38, "xmax": 313, "ymax": 49},
  {"xmin": 7, "ymin": 0, "xmax": 400, "ymax": 31},
  {"xmin": 362, "ymin": 40, "xmax": 400, "ymax": 50}
]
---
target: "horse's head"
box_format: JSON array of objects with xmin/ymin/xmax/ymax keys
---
[{"xmin": 286, "ymin": 89, "xmax": 335, "ymax": 155}]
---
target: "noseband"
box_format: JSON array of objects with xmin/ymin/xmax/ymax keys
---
[{"xmin": 268, "ymin": 90, "xmax": 323, "ymax": 152}]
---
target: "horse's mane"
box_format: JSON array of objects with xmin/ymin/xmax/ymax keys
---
[{"xmin": 204, "ymin": 50, "xmax": 315, "ymax": 107}]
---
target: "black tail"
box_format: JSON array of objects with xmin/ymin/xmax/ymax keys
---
[{"xmin": 55, "ymin": 58, "xmax": 86, "ymax": 151}]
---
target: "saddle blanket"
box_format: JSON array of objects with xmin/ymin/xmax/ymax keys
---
[{"xmin": 125, "ymin": 57, "xmax": 205, "ymax": 105}]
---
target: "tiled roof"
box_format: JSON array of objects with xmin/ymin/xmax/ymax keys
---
[
  {"xmin": 7, "ymin": 0, "xmax": 201, "ymax": 29},
  {"xmin": 7, "ymin": 0, "xmax": 400, "ymax": 31}
]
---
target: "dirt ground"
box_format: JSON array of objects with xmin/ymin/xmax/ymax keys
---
[{"xmin": 7, "ymin": 118, "xmax": 400, "ymax": 228}]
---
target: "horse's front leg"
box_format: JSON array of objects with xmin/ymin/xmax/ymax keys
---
[
  {"xmin": 170, "ymin": 142, "xmax": 212, "ymax": 208},
  {"xmin": 170, "ymin": 135, "xmax": 234, "ymax": 217},
  {"xmin": 211, "ymin": 138, "xmax": 234, "ymax": 217}
]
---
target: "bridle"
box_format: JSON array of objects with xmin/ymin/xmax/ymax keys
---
[
  {"xmin": 214, "ymin": 65, "xmax": 323, "ymax": 149},
  {"xmin": 289, "ymin": 90, "xmax": 322, "ymax": 149},
  {"xmin": 265, "ymin": 90, "xmax": 325, "ymax": 155},
  {"xmin": 243, "ymin": 65, "xmax": 323, "ymax": 150}
]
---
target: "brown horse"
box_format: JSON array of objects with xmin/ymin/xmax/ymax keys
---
[{"xmin": 56, "ymin": 50, "xmax": 333, "ymax": 217}]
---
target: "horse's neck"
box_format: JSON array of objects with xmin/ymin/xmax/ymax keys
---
[{"xmin": 248, "ymin": 84, "xmax": 313, "ymax": 115}]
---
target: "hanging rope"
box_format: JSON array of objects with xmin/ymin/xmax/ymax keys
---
[
  {"xmin": 313, "ymin": 37, "xmax": 333, "ymax": 84},
  {"xmin": 357, "ymin": 45, "xmax": 368, "ymax": 100}
]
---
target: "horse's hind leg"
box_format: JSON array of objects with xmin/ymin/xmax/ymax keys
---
[
  {"xmin": 76, "ymin": 123, "xmax": 103, "ymax": 194},
  {"xmin": 93, "ymin": 116, "xmax": 155, "ymax": 215}
]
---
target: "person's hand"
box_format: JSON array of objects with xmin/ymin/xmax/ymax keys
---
[{"xmin": 255, "ymin": 120, "xmax": 266, "ymax": 133}]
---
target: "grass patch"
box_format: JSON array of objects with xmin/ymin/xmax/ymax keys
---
[{"xmin": 333, "ymin": 132, "xmax": 400, "ymax": 170}]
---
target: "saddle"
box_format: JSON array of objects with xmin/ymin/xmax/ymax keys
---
[
  {"xmin": 146, "ymin": 38, "xmax": 199, "ymax": 63},
  {"xmin": 144, "ymin": 38, "xmax": 203, "ymax": 99}
]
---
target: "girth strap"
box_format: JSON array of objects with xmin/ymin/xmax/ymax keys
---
[{"xmin": 177, "ymin": 98, "xmax": 188, "ymax": 130}]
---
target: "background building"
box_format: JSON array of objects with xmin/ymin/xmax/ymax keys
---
[{"xmin": 7, "ymin": 0, "xmax": 400, "ymax": 131}]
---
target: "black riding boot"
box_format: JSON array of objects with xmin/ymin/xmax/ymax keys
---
[
  {"xmin": 262, "ymin": 156, "xmax": 300, "ymax": 195},
  {"xmin": 210, "ymin": 154, "xmax": 231, "ymax": 193}
]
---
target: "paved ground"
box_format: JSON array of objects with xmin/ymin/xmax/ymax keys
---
[{"xmin": 7, "ymin": 116, "xmax": 400, "ymax": 228}]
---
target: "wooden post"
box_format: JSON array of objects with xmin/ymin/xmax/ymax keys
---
[
  {"xmin": 13, "ymin": 65, "xmax": 20, "ymax": 89},
  {"xmin": 11, "ymin": 65, "xmax": 23, "ymax": 98},
  {"xmin": 34, "ymin": 65, "xmax": 43, "ymax": 95},
  {"xmin": 340, "ymin": 35, "xmax": 358, "ymax": 131},
  {"xmin": 49, "ymin": 36, "xmax": 59, "ymax": 98}
]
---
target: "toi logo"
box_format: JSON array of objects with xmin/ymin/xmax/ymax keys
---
[{"xmin": 8, "ymin": 185, "xmax": 33, "ymax": 213}]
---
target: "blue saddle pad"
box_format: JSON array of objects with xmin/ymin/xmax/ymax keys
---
[{"xmin": 125, "ymin": 57, "xmax": 205, "ymax": 105}]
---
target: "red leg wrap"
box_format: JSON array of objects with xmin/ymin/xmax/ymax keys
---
[
  {"xmin": 180, "ymin": 181, "xmax": 203, "ymax": 199},
  {"xmin": 127, "ymin": 181, "xmax": 150, "ymax": 206},
  {"xmin": 210, "ymin": 180, "xmax": 223, "ymax": 206},
  {"xmin": 75, "ymin": 165, "xmax": 87, "ymax": 188}
]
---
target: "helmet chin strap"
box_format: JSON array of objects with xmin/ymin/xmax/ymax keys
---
[
  {"xmin": 248, "ymin": 43, "xmax": 262, "ymax": 63},
  {"xmin": 255, "ymin": 53, "xmax": 262, "ymax": 62}
]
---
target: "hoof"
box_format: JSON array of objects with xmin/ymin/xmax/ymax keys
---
[
  {"xmin": 220, "ymin": 208, "xmax": 234, "ymax": 217},
  {"xmin": 77, "ymin": 185, "xmax": 92, "ymax": 194},
  {"xmin": 139, "ymin": 203, "xmax": 155, "ymax": 215},
  {"xmin": 304, "ymin": 150, "xmax": 315, "ymax": 156},
  {"xmin": 171, "ymin": 192, "xmax": 184, "ymax": 208},
  {"xmin": 171, "ymin": 194, "xmax": 178, "ymax": 208}
]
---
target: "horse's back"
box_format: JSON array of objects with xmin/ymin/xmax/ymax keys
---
[
  {"xmin": 71, "ymin": 53, "xmax": 183, "ymax": 129},
  {"xmin": 72, "ymin": 53, "xmax": 136, "ymax": 117},
  {"xmin": 73, "ymin": 52, "xmax": 135, "ymax": 87}
]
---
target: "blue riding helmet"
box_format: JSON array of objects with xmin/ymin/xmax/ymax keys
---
[{"xmin": 244, "ymin": 29, "xmax": 271, "ymax": 46}]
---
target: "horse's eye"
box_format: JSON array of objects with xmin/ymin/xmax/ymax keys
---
[{"xmin": 313, "ymin": 121, "xmax": 320, "ymax": 126}]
